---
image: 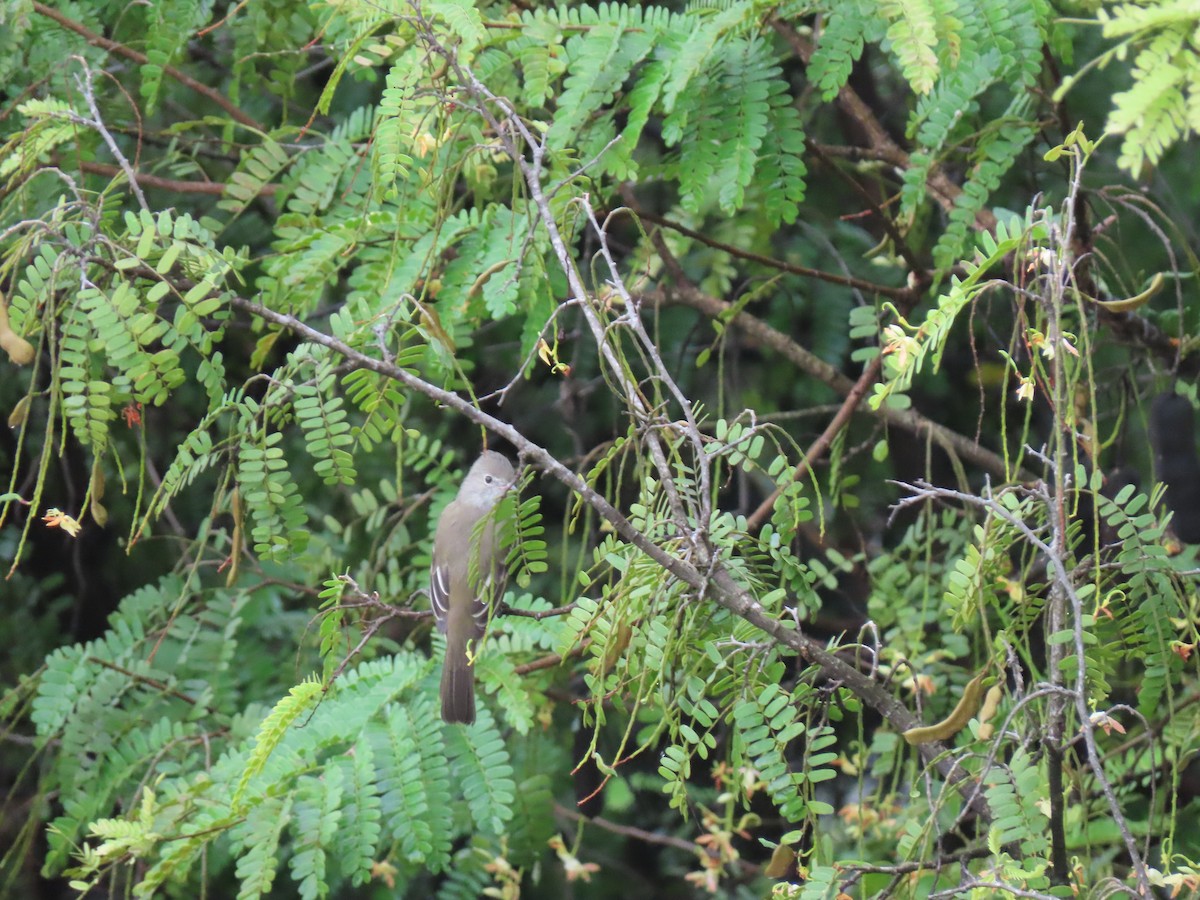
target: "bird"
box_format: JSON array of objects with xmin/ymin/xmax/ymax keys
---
[{"xmin": 430, "ymin": 450, "xmax": 517, "ymax": 723}]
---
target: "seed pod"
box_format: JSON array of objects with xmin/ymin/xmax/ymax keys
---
[
  {"xmin": 902, "ymin": 672, "xmax": 989, "ymax": 746},
  {"xmin": 0, "ymin": 296, "xmax": 34, "ymax": 366},
  {"xmin": 598, "ymin": 620, "xmax": 633, "ymax": 675},
  {"xmin": 763, "ymin": 843, "xmax": 796, "ymax": 879},
  {"xmin": 226, "ymin": 487, "xmax": 243, "ymax": 587},
  {"xmin": 8, "ymin": 395, "xmax": 31, "ymax": 428},
  {"xmin": 976, "ymin": 684, "xmax": 1004, "ymax": 741},
  {"xmin": 90, "ymin": 459, "xmax": 108, "ymax": 526}
]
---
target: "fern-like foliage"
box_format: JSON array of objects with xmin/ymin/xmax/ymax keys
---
[
  {"xmin": 731, "ymin": 681, "xmax": 833, "ymax": 822},
  {"xmin": 232, "ymin": 677, "xmax": 323, "ymax": 813},
  {"xmin": 220, "ymin": 139, "xmax": 293, "ymax": 221},
  {"xmin": 932, "ymin": 98, "xmax": 1037, "ymax": 267},
  {"xmin": 30, "ymin": 575, "xmax": 247, "ymax": 872},
  {"xmin": 879, "ymin": 0, "xmax": 941, "ymax": 94},
  {"xmin": 504, "ymin": 2, "xmax": 811, "ymax": 224},
  {"xmin": 1099, "ymin": 2, "xmax": 1200, "ymax": 174},
  {"xmin": 287, "ymin": 762, "xmax": 344, "ymax": 899},
  {"xmin": 891, "ymin": 0, "xmax": 1049, "ymax": 260},
  {"xmin": 0, "ymin": 97, "xmax": 79, "ymax": 181},
  {"xmin": 368, "ymin": 699, "xmax": 454, "ymax": 869},
  {"xmin": 983, "ymin": 747, "xmax": 1051, "ymax": 859},
  {"xmin": 50, "ymin": 643, "xmax": 534, "ymax": 897},
  {"xmin": 1093, "ymin": 477, "xmax": 1188, "ymax": 717},
  {"xmin": 137, "ymin": 0, "xmax": 203, "ymax": 113},
  {"xmin": 372, "ymin": 53, "xmax": 420, "ymax": 200},
  {"xmin": 546, "ymin": 24, "xmax": 656, "ymax": 153},
  {"xmin": 808, "ymin": 1, "xmax": 871, "ymax": 100},
  {"xmin": 334, "ymin": 735, "xmax": 383, "ymax": 886},
  {"xmin": 943, "ymin": 516, "xmax": 1022, "ymax": 629},
  {"xmin": 295, "ymin": 362, "xmax": 357, "ymax": 486},
  {"xmin": 237, "ymin": 414, "xmax": 311, "ymax": 562}
]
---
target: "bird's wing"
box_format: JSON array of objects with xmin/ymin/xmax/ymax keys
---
[
  {"xmin": 470, "ymin": 573, "xmax": 495, "ymax": 637},
  {"xmin": 430, "ymin": 562, "xmax": 452, "ymax": 634}
]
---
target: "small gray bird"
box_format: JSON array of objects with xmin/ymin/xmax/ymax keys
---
[{"xmin": 430, "ymin": 450, "xmax": 517, "ymax": 723}]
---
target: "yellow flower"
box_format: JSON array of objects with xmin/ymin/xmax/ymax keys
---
[
  {"xmin": 42, "ymin": 508, "xmax": 82, "ymax": 537},
  {"xmin": 549, "ymin": 835, "xmax": 599, "ymax": 883}
]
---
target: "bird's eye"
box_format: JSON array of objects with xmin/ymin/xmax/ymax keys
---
[{"xmin": 484, "ymin": 475, "xmax": 494, "ymax": 484}]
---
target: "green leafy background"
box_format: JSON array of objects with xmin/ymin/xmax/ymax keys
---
[{"xmin": 2, "ymin": 0, "xmax": 1199, "ymax": 897}]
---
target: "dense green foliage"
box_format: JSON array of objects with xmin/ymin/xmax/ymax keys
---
[{"xmin": 2, "ymin": 0, "xmax": 1200, "ymax": 897}]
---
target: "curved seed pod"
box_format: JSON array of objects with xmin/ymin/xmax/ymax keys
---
[
  {"xmin": 0, "ymin": 296, "xmax": 34, "ymax": 366},
  {"xmin": 902, "ymin": 672, "xmax": 988, "ymax": 746},
  {"xmin": 1093, "ymin": 272, "xmax": 1163, "ymax": 312},
  {"xmin": 598, "ymin": 620, "xmax": 633, "ymax": 675}
]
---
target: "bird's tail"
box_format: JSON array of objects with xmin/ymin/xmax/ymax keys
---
[{"xmin": 441, "ymin": 640, "xmax": 476, "ymax": 724}]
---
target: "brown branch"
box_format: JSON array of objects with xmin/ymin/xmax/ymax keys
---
[
  {"xmin": 771, "ymin": 18, "xmax": 996, "ymax": 234},
  {"xmin": 323, "ymin": 608, "xmax": 396, "ymax": 686},
  {"xmin": 625, "ymin": 204, "xmax": 916, "ymax": 302},
  {"xmin": 513, "ymin": 640, "xmax": 591, "ymax": 676},
  {"xmin": 317, "ymin": 577, "xmax": 431, "ymax": 685},
  {"xmin": 745, "ymin": 356, "xmax": 883, "ymax": 531},
  {"xmin": 646, "ymin": 280, "xmax": 1030, "ymax": 483},
  {"xmin": 68, "ymin": 159, "xmax": 279, "ymax": 196},
  {"xmin": 32, "ymin": 2, "xmax": 263, "ymax": 131},
  {"xmin": 554, "ymin": 803, "xmax": 710, "ymax": 858},
  {"xmin": 87, "ymin": 656, "xmax": 208, "ymax": 710},
  {"xmin": 807, "ymin": 140, "xmax": 908, "ymax": 167},
  {"xmin": 500, "ymin": 600, "xmax": 579, "ymax": 620}
]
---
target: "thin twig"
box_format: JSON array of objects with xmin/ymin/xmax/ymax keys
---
[
  {"xmin": 513, "ymin": 641, "xmax": 591, "ymax": 676},
  {"xmin": 624, "ymin": 203, "xmax": 915, "ymax": 302},
  {"xmin": 554, "ymin": 803, "xmax": 709, "ymax": 857},
  {"xmin": 745, "ymin": 356, "xmax": 882, "ymax": 531},
  {"xmin": 647, "ymin": 279, "xmax": 1032, "ymax": 482},
  {"xmin": 87, "ymin": 656, "xmax": 208, "ymax": 710},
  {"xmin": 67, "ymin": 159, "xmax": 276, "ymax": 196},
  {"xmin": 500, "ymin": 601, "xmax": 578, "ymax": 620},
  {"xmin": 72, "ymin": 62, "xmax": 148, "ymax": 210},
  {"xmin": 891, "ymin": 478, "xmax": 1152, "ymax": 893}
]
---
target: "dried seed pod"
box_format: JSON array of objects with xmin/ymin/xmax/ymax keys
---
[
  {"xmin": 976, "ymin": 684, "xmax": 1004, "ymax": 741},
  {"xmin": 763, "ymin": 843, "xmax": 796, "ymax": 879},
  {"xmin": 90, "ymin": 459, "xmax": 108, "ymax": 527},
  {"xmin": 0, "ymin": 296, "xmax": 34, "ymax": 366},
  {"xmin": 903, "ymin": 672, "xmax": 988, "ymax": 745},
  {"xmin": 8, "ymin": 395, "xmax": 31, "ymax": 428}
]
